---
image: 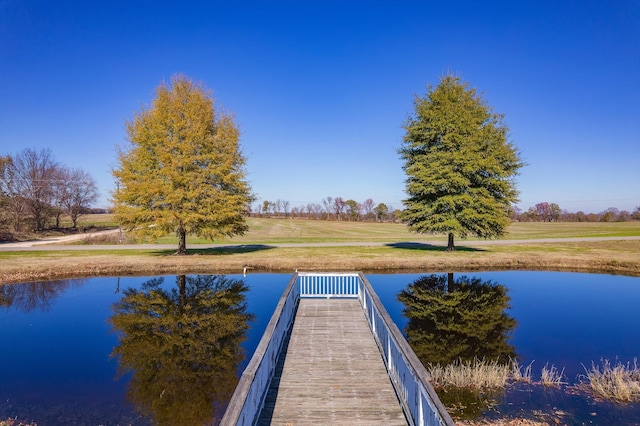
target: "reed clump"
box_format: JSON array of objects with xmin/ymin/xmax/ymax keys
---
[
  {"xmin": 583, "ymin": 358, "xmax": 640, "ymax": 402},
  {"xmin": 428, "ymin": 358, "xmax": 567, "ymax": 390},
  {"xmin": 540, "ymin": 363, "xmax": 565, "ymax": 386},
  {"xmin": 428, "ymin": 358, "xmax": 512, "ymax": 389},
  {"xmin": 429, "ymin": 357, "xmax": 640, "ymax": 404},
  {"xmin": 0, "ymin": 420, "xmax": 38, "ymax": 426},
  {"xmin": 511, "ymin": 359, "xmax": 534, "ymax": 383}
]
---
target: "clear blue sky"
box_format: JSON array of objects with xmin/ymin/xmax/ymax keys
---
[{"xmin": 2, "ymin": 0, "xmax": 639, "ymax": 213}]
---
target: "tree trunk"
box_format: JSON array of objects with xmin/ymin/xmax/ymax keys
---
[
  {"xmin": 71, "ymin": 210, "xmax": 79, "ymax": 228},
  {"xmin": 447, "ymin": 232, "xmax": 455, "ymax": 251},
  {"xmin": 176, "ymin": 228, "xmax": 187, "ymax": 255},
  {"xmin": 178, "ymin": 274, "xmax": 186, "ymax": 315},
  {"xmin": 447, "ymin": 272, "xmax": 455, "ymax": 293}
]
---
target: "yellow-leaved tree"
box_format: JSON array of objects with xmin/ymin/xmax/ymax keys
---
[{"xmin": 112, "ymin": 75, "xmax": 253, "ymax": 254}]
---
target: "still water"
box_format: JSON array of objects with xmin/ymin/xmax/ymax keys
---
[{"xmin": 0, "ymin": 272, "xmax": 639, "ymax": 424}]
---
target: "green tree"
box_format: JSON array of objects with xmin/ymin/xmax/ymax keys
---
[
  {"xmin": 345, "ymin": 199, "xmax": 360, "ymax": 221},
  {"xmin": 112, "ymin": 75, "xmax": 253, "ymax": 254},
  {"xmin": 399, "ymin": 75, "xmax": 523, "ymax": 250},
  {"xmin": 373, "ymin": 202, "xmax": 389, "ymax": 222}
]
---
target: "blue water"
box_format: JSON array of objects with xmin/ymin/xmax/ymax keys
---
[
  {"xmin": 367, "ymin": 271, "xmax": 640, "ymax": 380},
  {"xmin": 1, "ymin": 271, "xmax": 639, "ymax": 424},
  {"xmin": 367, "ymin": 271, "xmax": 640, "ymax": 424}
]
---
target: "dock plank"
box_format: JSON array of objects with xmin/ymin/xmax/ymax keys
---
[{"xmin": 257, "ymin": 298, "xmax": 407, "ymax": 425}]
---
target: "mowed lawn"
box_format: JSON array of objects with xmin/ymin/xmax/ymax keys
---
[{"xmin": 146, "ymin": 217, "xmax": 640, "ymax": 245}]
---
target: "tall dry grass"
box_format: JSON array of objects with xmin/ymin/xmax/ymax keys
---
[
  {"xmin": 583, "ymin": 358, "xmax": 640, "ymax": 402},
  {"xmin": 511, "ymin": 359, "xmax": 534, "ymax": 383},
  {"xmin": 430, "ymin": 356, "xmax": 640, "ymax": 402},
  {"xmin": 540, "ymin": 363, "xmax": 565, "ymax": 386},
  {"xmin": 428, "ymin": 358, "xmax": 567, "ymax": 390},
  {"xmin": 428, "ymin": 358, "xmax": 512, "ymax": 389}
]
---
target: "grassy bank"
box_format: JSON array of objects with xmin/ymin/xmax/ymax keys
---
[
  {"xmin": 1, "ymin": 219, "xmax": 640, "ymax": 284},
  {"xmin": 1, "ymin": 239, "xmax": 639, "ymax": 284}
]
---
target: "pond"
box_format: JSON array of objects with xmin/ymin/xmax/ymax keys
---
[
  {"xmin": 0, "ymin": 271, "xmax": 639, "ymax": 424},
  {"xmin": 369, "ymin": 272, "xmax": 640, "ymax": 424}
]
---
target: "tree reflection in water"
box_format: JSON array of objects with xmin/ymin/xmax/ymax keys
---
[
  {"xmin": 0, "ymin": 279, "xmax": 85, "ymax": 312},
  {"xmin": 397, "ymin": 273, "xmax": 517, "ymax": 419},
  {"xmin": 109, "ymin": 274, "xmax": 253, "ymax": 425}
]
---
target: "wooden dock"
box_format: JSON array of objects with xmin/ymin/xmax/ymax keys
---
[
  {"xmin": 221, "ymin": 272, "xmax": 454, "ymax": 426},
  {"xmin": 257, "ymin": 298, "xmax": 407, "ymax": 425}
]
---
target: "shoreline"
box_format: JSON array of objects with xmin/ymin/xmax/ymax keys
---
[{"xmin": 2, "ymin": 240, "xmax": 639, "ymax": 284}]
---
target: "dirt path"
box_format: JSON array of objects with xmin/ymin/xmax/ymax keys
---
[
  {"xmin": 0, "ymin": 229, "xmax": 120, "ymax": 249},
  {"xmin": 1, "ymin": 233, "xmax": 639, "ymax": 251}
]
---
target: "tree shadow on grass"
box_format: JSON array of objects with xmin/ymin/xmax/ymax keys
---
[
  {"xmin": 386, "ymin": 242, "xmax": 486, "ymax": 252},
  {"xmin": 150, "ymin": 244, "xmax": 275, "ymax": 256}
]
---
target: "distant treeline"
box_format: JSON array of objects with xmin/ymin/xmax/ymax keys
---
[
  {"xmin": 513, "ymin": 202, "xmax": 640, "ymax": 222},
  {"xmin": 249, "ymin": 197, "xmax": 400, "ymax": 222},
  {"xmin": 253, "ymin": 199, "xmax": 640, "ymax": 223}
]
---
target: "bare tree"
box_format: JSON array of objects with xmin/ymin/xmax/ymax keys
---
[
  {"xmin": 534, "ymin": 202, "xmax": 550, "ymax": 221},
  {"xmin": 510, "ymin": 205, "xmax": 522, "ymax": 221},
  {"xmin": 312, "ymin": 203, "xmax": 323, "ymax": 220},
  {"xmin": 333, "ymin": 197, "xmax": 345, "ymax": 221},
  {"xmin": 51, "ymin": 166, "xmax": 70, "ymax": 228},
  {"xmin": 1, "ymin": 150, "xmax": 101, "ymax": 233},
  {"xmin": 362, "ymin": 198, "xmax": 375, "ymax": 221},
  {"xmin": 12, "ymin": 148, "xmax": 59, "ymax": 231},
  {"xmin": 532, "ymin": 202, "xmax": 561, "ymax": 222},
  {"xmin": 64, "ymin": 168, "xmax": 98, "ymax": 228},
  {"xmin": 322, "ymin": 197, "xmax": 333, "ymax": 220},
  {"xmin": 0, "ymin": 155, "xmax": 27, "ymax": 232},
  {"xmin": 0, "ymin": 156, "xmax": 11, "ymax": 235},
  {"xmin": 618, "ymin": 210, "xmax": 631, "ymax": 222}
]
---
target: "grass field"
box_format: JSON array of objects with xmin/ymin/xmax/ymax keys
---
[
  {"xmin": 150, "ymin": 217, "xmax": 640, "ymax": 245},
  {"xmin": 27, "ymin": 215, "xmax": 640, "ymax": 246},
  {"xmin": 62, "ymin": 213, "xmax": 119, "ymax": 229}
]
